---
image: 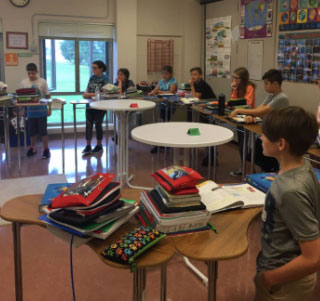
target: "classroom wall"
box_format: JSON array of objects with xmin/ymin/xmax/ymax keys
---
[
  {"xmin": 136, "ymin": 0, "xmax": 203, "ymax": 85},
  {"xmin": 0, "ymin": 0, "xmax": 116, "ymax": 93},
  {"xmin": 205, "ymin": 0, "xmax": 320, "ymax": 113},
  {"xmin": 0, "ymin": 0, "xmax": 203, "ymax": 93}
]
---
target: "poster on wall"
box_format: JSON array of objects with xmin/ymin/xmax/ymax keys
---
[
  {"xmin": 206, "ymin": 16, "xmax": 231, "ymax": 78},
  {"xmin": 240, "ymin": 0, "xmax": 273, "ymax": 39},
  {"xmin": 277, "ymin": 31, "xmax": 320, "ymax": 84},
  {"xmin": 279, "ymin": 0, "xmax": 320, "ymax": 31}
]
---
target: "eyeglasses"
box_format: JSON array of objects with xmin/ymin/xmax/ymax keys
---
[{"xmin": 92, "ymin": 66, "xmax": 98, "ymax": 70}]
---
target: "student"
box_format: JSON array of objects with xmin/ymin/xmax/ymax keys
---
[
  {"xmin": 114, "ymin": 68, "xmax": 135, "ymax": 94},
  {"xmin": 230, "ymin": 69, "xmax": 289, "ymax": 175},
  {"xmin": 149, "ymin": 65, "xmax": 177, "ymax": 153},
  {"xmin": 189, "ymin": 67, "xmax": 216, "ymax": 99},
  {"xmin": 21, "ymin": 63, "xmax": 51, "ymax": 159},
  {"xmin": 82, "ymin": 60, "xmax": 109, "ymax": 156},
  {"xmin": 254, "ymin": 106, "xmax": 320, "ymax": 301},
  {"xmin": 231, "ymin": 67, "xmax": 256, "ymax": 108}
]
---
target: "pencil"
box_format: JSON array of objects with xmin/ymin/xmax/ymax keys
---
[{"xmin": 208, "ymin": 222, "xmax": 218, "ymax": 234}]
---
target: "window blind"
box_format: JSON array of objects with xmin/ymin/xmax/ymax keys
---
[{"xmin": 38, "ymin": 22, "xmax": 114, "ymax": 39}]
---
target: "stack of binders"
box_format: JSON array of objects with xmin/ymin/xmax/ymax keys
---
[
  {"xmin": 16, "ymin": 88, "xmax": 40, "ymax": 103},
  {"xmin": 39, "ymin": 173, "xmax": 139, "ymax": 240},
  {"xmin": 138, "ymin": 166, "xmax": 211, "ymax": 235}
]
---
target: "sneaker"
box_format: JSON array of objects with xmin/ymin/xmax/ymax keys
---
[
  {"xmin": 91, "ymin": 145, "xmax": 103, "ymax": 154},
  {"xmin": 230, "ymin": 169, "xmax": 242, "ymax": 177},
  {"xmin": 27, "ymin": 147, "xmax": 37, "ymax": 157},
  {"xmin": 82, "ymin": 145, "xmax": 92, "ymax": 156},
  {"xmin": 42, "ymin": 149, "xmax": 50, "ymax": 159}
]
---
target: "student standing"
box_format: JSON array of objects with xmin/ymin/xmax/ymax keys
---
[
  {"xmin": 254, "ymin": 106, "xmax": 320, "ymax": 301},
  {"xmin": 21, "ymin": 63, "xmax": 51, "ymax": 159},
  {"xmin": 230, "ymin": 69, "xmax": 289, "ymax": 175},
  {"xmin": 82, "ymin": 60, "xmax": 109, "ymax": 156}
]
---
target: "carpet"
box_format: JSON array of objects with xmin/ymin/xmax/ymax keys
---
[{"xmin": 0, "ymin": 174, "xmax": 68, "ymax": 226}]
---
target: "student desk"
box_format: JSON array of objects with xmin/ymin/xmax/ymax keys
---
[
  {"xmin": 11, "ymin": 99, "xmax": 66, "ymax": 175},
  {"xmin": 172, "ymin": 207, "xmax": 262, "ymax": 301},
  {"xmin": 0, "ymin": 189, "xmax": 175, "ymax": 301},
  {"xmin": 307, "ymin": 146, "xmax": 320, "ymax": 166},
  {"xmin": 0, "ymin": 97, "xmax": 12, "ymax": 165}
]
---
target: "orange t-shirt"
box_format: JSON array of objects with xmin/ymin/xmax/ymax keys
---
[{"xmin": 231, "ymin": 84, "xmax": 255, "ymax": 108}]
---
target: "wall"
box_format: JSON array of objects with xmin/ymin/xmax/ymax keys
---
[
  {"xmin": 136, "ymin": 0, "xmax": 203, "ymax": 85},
  {"xmin": 205, "ymin": 0, "xmax": 320, "ymax": 113},
  {"xmin": 0, "ymin": 0, "xmax": 116, "ymax": 93}
]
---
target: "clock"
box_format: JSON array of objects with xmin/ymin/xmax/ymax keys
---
[{"xmin": 10, "ymin": 0, "xmax": 30, "ymax": 7}]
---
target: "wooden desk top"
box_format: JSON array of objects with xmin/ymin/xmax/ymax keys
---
[
  {"xmin": 0, "ymin": 189, "xmax": 175, "ymax": 270},
  {"xmin": 173, "ymin": 207, "xmax": 262, "ymax": 262},
  {"xmin": 308, "ymin": 146, "xmax": 320, "ymax": 159}
]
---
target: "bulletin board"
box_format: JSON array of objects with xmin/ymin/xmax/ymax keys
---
[
  {"xmin": 279, "ymin": 0, "xmax": 320, "ymax": 31},
  {"xmin": 277, "ymin": 31, "xmax": 320, "ymax": 84}
]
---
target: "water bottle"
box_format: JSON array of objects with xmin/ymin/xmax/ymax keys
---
[
  {"xmin": 95, "ymin": 86, "xmax": 100, "ymax": 101},
  {"xmin": 218, "ymin": 93, "xmax": 225, "ymax": 115}
]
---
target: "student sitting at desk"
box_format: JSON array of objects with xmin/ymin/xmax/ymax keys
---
[
  {"xmin": 189, "ymin": 67, "xmax": 216, "ymax": 100},
  {"xmin": 21, "ymin": 63, "xmax": 51, "ymax": 159},
  {"xmin": 230, "ymin": 69, "xmax": 289, "ymax": 175},
  {"xmin": 149, "ymin": 65, "xmax": 178, "ymax": 153},
  {"xmin": 254, "ymin": 106, "xmax": 320, "ymax": 301},
  {"xmin": 231, "ymin": 67, "xmax": 256, "ymax": 108},
  {"xmin": 82, "ymin": 60, "xmax": 109, "ymax": 156},
  {"xmin": 114, "ymin": 68, "xmax": 135, "ymax": 94}
]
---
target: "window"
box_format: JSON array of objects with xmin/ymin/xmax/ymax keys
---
[{"xmin": 38, "ymin": 22, "xmax": 114, "ymax": 125}]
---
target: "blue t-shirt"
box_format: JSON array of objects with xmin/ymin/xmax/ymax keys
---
[
  {"xmin": 158, "ymin": 78, "xmax": 177, "ymax": 91},
  {"xmin": 87, "ymin": 74, "xmax": 109, "ymax": 93}
]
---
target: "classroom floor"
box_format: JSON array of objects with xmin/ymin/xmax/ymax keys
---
[{"xmin": 0, "ymin": 134, "xmax": 319, "ymax": 301}]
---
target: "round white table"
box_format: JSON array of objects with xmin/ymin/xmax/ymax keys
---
[
  {"xmin": 132, "ymin": 122, "xmax": 234, "ymax": 180},
  {"xmin": 90, "ymin": 99, "xmax": 155, "ymax": 187}
]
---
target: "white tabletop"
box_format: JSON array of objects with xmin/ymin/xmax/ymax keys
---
[
  {"xmin": 132, "ymin": 122, "xmax": 234, "ymax": 148},
  {"xmin": 89, "ymin": 99, "xmax": 155, "ymax": 112}
]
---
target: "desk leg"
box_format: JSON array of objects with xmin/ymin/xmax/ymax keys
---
[
  {"xmin": 133, "ymin": 268, "xmax": 146, "ymax": 301},
  {"xmin": 213, "ymin": 146, "xmax": 217, "ymax": 181},
  {"xmin": 4, "ymin": 105, "xmax": 11, "ymax": 165},
  {"xmin": 208, "ymin": 147, "xmax": 212, "ymax": 180},
  {"xmin": 12, "ymin": 222, "xmax": 23, "ymax": 301},
  {"xmin": 208, "ymin": 261, "xmax": 218, "ymax": 301},
  {"xmin": 61, "ymin": 106, "xmax": 65, "ymax": 174},
  {"xmin": 160, "ymin": 264, "xmax": 167, "ymax": 301},
  {"xmin": 16, "ymin": 107, "xmax": 21, "ymax": 176},
  {"xmin": 105, "ymin": 113, "xmax": 109, "ymax": 170},
  {"xmin": 73, "ymin": 104, "xmax": 78, "ymax": 177},
  {"xmin": 250, "ymin": 132, "xmax": 255, "ymax": 174},
  {"xmin": 23, "ymin": 115, "xmax": 27, "ymax": 151},
  {"xmin": 242, "ymin": 129, "xmax": 248, "ymax": 182}
]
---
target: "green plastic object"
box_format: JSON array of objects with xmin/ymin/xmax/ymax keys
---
[{"xmin": 187, "ymin": 128, "xmax": 200, "ymax": 136}]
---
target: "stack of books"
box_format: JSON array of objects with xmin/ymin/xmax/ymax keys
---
[
  {"xmin": 39, "ymin": 175, "xmax": 139, "ymax": 240},
  {"xmin": 137, "ymin": 169, "xmax": 210, "ymax": 235},
  {"xmin": 16, "ymin": 88, "xmax": 40, "ymax": 103}
]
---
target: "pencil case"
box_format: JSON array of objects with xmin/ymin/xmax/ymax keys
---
[
  {"xmin": 152, "ymin": 166, "xmax": 203, "ymax": 194},
  {"xmin": 51, "ymin": 173, "xmax": 115, "ymax": 208},
  {"xmin": 101, "ymin": 226, "xmax": 166, "ymax": 272}
]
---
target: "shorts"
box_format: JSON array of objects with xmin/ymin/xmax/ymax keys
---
[
  {"xmin": 254, "ymin": 272, "xmax": 317, "ymax": 301},
  {"xmin": 28, "ymin": 116, "xmax": 47, "ymax": 137}
]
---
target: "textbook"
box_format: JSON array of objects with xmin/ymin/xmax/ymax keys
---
[
  {"xmin": 180, "ymin": 97, "xmax": 199, "ymax": 104},
  {"xmin": 39, "ymin": 183, "xmax": 73, "ymax": 211},
  {"xmin": 90, "ymin": 207, "xmax": 139, "ymax": 239},
  {"xmin": 196, "ymin": 180, "xmax": 266, "ymax": 214},
  {"xmin": 228, "ymin": 115, "xmax": 262, "ymax": 124},
  {"xmin": 156, "ymin": 185, "xmax": 201, "ymax": 203},
  {"xmin": 246, "ymin": 169, "xmax": 320, "ymax": 193}
]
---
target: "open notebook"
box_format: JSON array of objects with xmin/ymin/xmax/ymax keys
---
[{"xmin": 196, "ymin": 181, "xmax": 266, "ymax": 214}]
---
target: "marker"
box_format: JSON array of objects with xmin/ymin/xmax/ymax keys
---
[{"xmin": 208, "ymin": 222, "xmax": 218, "ymax": 234}]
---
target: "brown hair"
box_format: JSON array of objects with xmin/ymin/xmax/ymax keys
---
[
  {"xmin": 190, "ymin": 67, "xmax": 203, "ymax": 75},
  {"xmin": 233, "ymin": 67, "xmax": 256, "ymax": 97},
  {"xmin": 262, "ymin": 106, "xmax": 318, "ymax": 157}
]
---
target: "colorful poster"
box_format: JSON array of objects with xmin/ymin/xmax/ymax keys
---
[
  {"xmin": 206, "ymin": 16, "xmax": 231, "ymax": 78},
  {"xmin": 240, "ymin": 0, "xmax": 273, "ymax": 39},
  {"xmin": 279, "ymin": 0, "xmax": 320, "ymax": 30},
  {"xmin": 277, "ymin": 31, "xmax": 320, "ymax": 84}
]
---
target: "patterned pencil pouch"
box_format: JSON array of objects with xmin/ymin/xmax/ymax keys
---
[{"xmin": 101, "ymin": 226, "xmax": 166, "ymax": 272}]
